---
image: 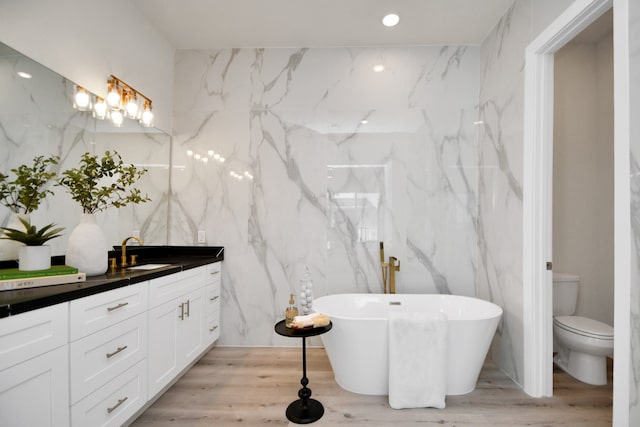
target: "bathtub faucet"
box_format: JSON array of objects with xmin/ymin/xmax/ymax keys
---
[
  {"xmin": 379, "ymin": 242, "xmax": 400, "ymax": 294},
  {"xmin": 388, "ymin": 256, "xmax": 400, "ymax": 294}
]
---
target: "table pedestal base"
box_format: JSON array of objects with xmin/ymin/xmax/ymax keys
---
[{"xmin": 286, "ymin": 398, "xmax": 324, "ymax": 424}]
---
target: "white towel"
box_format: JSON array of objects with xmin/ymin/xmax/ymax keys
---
[{"xmin": 388, "ymin": 311, "xmax": 448, "ymax": 409}]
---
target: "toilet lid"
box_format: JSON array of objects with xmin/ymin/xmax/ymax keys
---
[{"xmin": 554, "ymin": 315, "xmax": 614, "ymax": 339}]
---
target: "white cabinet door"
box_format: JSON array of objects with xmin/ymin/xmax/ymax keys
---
[
  {"xmin": 147, "ymin": 295, "xmax": 181, "ymax": 397},
  {"xmin": 0, "ymin": 344, "xmax": 69, "ymax": 427},
  {"xmin": 147, "ymin": 287, "xmax": 204, "ymax": 397}
]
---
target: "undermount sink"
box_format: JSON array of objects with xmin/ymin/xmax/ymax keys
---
[{"xmin": 126, "ymin": 263, "xmax": 172, "ymax": 271}]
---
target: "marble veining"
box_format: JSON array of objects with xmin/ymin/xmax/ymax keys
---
[
  {"xmin": 172, "ymin": 45, "xmax": 480, "ymax": 345},
  {"xmin": 477, "ymin": 0, "xmax": 527, "ymax": 385}
]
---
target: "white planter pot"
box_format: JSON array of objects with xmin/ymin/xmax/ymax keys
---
[
  {"xmin": 18, "ymin": 245, "xmax": 51, "ymax": 271},
  {"xmin": 65, "ymin": 213, "xmax": 108, "ymax": 276},
  {"xmin": 0, "ymin": 213, "xmax": 29, "ymax": 261}
]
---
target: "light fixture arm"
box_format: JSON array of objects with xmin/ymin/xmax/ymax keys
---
[{"xmin": 109, "ymin": 75, "xmax": 152, "ymax": 107}]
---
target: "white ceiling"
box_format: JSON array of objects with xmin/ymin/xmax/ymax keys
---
[{"xmin": 131, "ymin": 0, "xmax": 515, "ymax": 49}]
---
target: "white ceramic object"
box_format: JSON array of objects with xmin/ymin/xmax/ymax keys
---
[
  {"xmin": 18, "ymin": 245, "xmax": 51, "ymax": 271},
  {"xmin": 0, "ymin": 213, "xmax": 29, "ymax": 261},
  {"xmin": 553, "ymin": 316, "xmax": 614, "ymax": 385},
  {"xmin": 313, "ymin": 293, "xmax": 503, "ymax": 396},
  {"xmin": 552, "ymin": 274, "xmax": 615, "ymax": 385},
  {"xmin": 65, "ymin": 213, "xmax": 108, "ymax": 276}
]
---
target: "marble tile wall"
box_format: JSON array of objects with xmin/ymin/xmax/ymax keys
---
[
  {"xmin": 172, "ymin": 46, "xmax": 480, "ymax": 345},
  {"xmin": 477, "ymin": 0, "xmax": 529, "ymax": 387}
]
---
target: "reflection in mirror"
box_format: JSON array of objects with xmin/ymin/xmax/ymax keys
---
[{"xmin": 0, "ymin": 41, "xmax": 170, "ymax": 261}]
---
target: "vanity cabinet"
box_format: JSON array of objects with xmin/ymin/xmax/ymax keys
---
[
  {"xmin": 0, "ymin": 303, "xmax": 69, "ymax": 427},
  {"xmin": 147, "ymin": 267, "xmax": 206, "ymax": 397},
  {"xmin": 0, "ymin": 260, "xmax": 221, "ymax": 427}
]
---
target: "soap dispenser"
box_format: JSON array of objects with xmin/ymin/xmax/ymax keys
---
[{"xmin": 285, "ymin": 293, "xmax": 299, "ymax": 328}]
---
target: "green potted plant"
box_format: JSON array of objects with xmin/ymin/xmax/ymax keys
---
[
  {"xmin": 0, "ymin": 154, "xmax": 59, "ymax": 260},
  {"xmin": 0, "ymin": 217, "xmax": 64, "ymax": 270},
  {"xmin": 56, "ymin": 150, "xmax": 150, "ymax": 275}
]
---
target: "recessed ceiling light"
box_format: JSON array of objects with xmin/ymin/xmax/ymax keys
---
[
  {"xmin": 17, "ymin": 71, "xmax": 32, "ymax": 79},
  {"xmin": 373, "ymin": 64, "xmax": 385, "ymax": 72},
  {"xmin": 382, "ymin": 13, "xmax": 400, "ymax": 27}
]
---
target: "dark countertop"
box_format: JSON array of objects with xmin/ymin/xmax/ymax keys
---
[{"xmin": 0, "ymin": 245, "xmax": 224, "ymax": 318}]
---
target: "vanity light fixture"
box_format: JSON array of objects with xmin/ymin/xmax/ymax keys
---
[
  {"xmin": 73, "ymin": 85, "xmax": 92, "ymax": 111},
  {"xmin": 382, "ymin": 13, "xmax": 400, "ymax": 27},
  {"xmin": 105, "ymin": 75, "xmax": 154, "ymax": 127}
]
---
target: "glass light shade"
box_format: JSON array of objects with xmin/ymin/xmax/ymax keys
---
[
  {"xmin": 186, "ymin": 150, "xmax": 194, "ymax": 157},
  {"xmin": 106, "ymin": 82, "xmax": 121, "ymax": 110},
  {"xmin": 110, "ymin": 109, "xmax": 124, "ymax": 127},
  {"xmin": 207, "ymin": 150, "xmax": 214, "ymax": 156},
  {"xmin": 125, "ymin": 92, "xmax": 139, "ymax": 118},
  {"xmin": 373, "ymin": 64, "xmax": 385, "ymax": 73},
  {"xmin": 140, "ymin": 101, "xmax": 153, "ymax": 127},
  {"xmin": 73, "ymin": 86, "xmax": 92, "ymax": 111},
  {"xmin": 93, "ymin": 97, "xmax": 107, "ymax": 120}
]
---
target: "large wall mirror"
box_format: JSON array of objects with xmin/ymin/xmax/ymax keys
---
[{"xmin": 0, "ymin": 41, "xmax": 170, "ymax": 260}]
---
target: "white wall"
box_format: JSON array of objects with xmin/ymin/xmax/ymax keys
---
[
  {"xmin": 553, "ymin": 33, "xmax": 614, "ymax": 326},
  {"xmin": 0, "ymin": 0, "xmax": 174, "ymax": 133}
]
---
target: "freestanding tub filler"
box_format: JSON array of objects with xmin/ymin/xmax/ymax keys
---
[{"xmin": 313, "ymin": 293, "xmax": 503, "ymax": 396}]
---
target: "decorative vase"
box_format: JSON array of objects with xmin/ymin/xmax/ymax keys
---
[
  {"xmin": 0, "ymin": 213, "xmax": 29, "ymax": 261},
  {"xmin": 65, "ymin": 213, "xmax": 108, "ymax": 276},
  {"xmin": 18, "ymin": 245, "xmax": 51, "ymax": 271}
]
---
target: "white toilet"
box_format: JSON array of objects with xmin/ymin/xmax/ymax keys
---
[{"xmin": 552, "ymin": 273, "xmax": 614, "ymax": 385}]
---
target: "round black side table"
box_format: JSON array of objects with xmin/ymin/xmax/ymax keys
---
[{"xmin": 274, "ymin": 319, "xmax": 332, "ymax": 424}]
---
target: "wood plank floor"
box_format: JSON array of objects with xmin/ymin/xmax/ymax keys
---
[{"xmin": 131, "ymin": 347, "xmax": 613, "ymax": 426}]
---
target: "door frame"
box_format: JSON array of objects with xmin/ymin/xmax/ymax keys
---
[{"xmin": 522, "ymin": 0, "xmax": 613, "ymax": 398}]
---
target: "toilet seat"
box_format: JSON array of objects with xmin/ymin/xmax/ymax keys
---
[{"xmin": 554, "ymin": 315, "xmax": 613, "ymax": 340}]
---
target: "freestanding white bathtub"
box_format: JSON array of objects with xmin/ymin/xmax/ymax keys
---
[{"xmin": 313, "ymin": 293, "xmax": 503, "ymax": 396}]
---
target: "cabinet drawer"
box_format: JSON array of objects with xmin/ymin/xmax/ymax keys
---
[
  {"xmin": 203, "ymin": 280, "xmax": 221, "ymax": 313},
  {"xmin": 70, "ymin": 313, "xmax": 146, "ymax": 404},
  {"xmin": 205, "ymin": 262, "xmax": 221, "ymax": 284},
  {"xmin": 0, "ymin": 302, "xmax": 68, "ymax": 371},
  {"xmin": 148, "ymin": 267, "xmax": 205, "ymax": 308},
  {"xmin": 203, "ymin": 312, "xmax": 221, "ymax": 346},
  {"xmin": 71, "ymin": 359, "xmax": 146, "ymax": 427},
  {"xmin": 70, "ymin": 282, "xmax": 148, "ymax": 341}
]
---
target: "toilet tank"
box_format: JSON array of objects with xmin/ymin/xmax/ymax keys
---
[{"xmin": 552, "ymin": 273, "xmax": 579, "ymax": 316}]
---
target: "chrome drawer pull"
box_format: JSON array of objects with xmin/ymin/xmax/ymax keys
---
[
  {"xmin": 185, "ymin": 299, "xmax": 190, "ymax": 317},
  {"xmin": 210, "ymin": 295, "xmax": 219, "ymax": 301},
  {"xmin": 107, "ymin": 396, "xmax": 128, "ymax": 414},
  {"xmin": 107, "ymin": 302, "xmax": 129, "ymax": 312},
  {"xmin": 106, "ymin": 345, "xmax": 128, "ymax": 359},
  {"xmin": 209, "ymin": 325, "xmax": 218, "ymax": 332},
  {"xmin": 178, "ymin": 302, "xmax": 185, "ymax": 320},
  {"xmin": 210, "ymin": 270, "xmax": 220, "ymax": 275}
]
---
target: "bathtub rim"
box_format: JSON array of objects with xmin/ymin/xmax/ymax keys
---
[{"xmin": 313, "ymin": 293, "xmax": 503, "ymax": 322}]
